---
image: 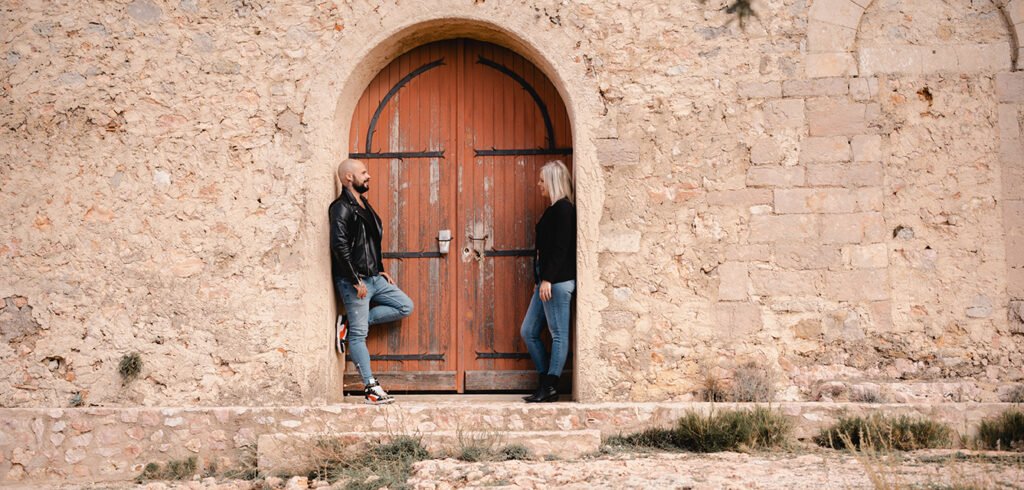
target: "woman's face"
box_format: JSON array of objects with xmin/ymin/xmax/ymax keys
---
[{"xmin": 538, "ymin": 173, "xmax": 549, "ymax": 200}]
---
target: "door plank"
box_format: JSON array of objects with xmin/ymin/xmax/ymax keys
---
[
  {"xmin": 344, "ymin": 371, "xmax": 457, "ymax": 392},
  {"xmin": 464, "ymin": 370, "xmax": 574, "ymax": 392}
]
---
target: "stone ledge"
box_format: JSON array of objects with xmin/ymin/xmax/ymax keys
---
[
  {"xmin": 257, "ymin": 430, "xmax": 603, "ymax": 475},
  {"xmin": 1, "ymin": 402, "xmax": 1021, "ymax": 485}
]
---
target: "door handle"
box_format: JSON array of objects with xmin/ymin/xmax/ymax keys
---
[{"xmin": 465, "ymin": 233, "xmax": 488, "ymax": 262}]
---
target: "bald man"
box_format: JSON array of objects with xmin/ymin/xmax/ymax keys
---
[{"xmin": 329, "ymin": 158, "xmax": 413, "ymax": 404}]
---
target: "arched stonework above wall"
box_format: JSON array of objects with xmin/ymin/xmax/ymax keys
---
[{"xmin": 806, "ymin": 0, "xmax": 1023, "ymax": 77}]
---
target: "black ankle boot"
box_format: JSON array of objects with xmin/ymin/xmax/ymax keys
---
[
  {"xmin": 527, "ymin": 375, "xmax": 559, "ymax": 403},
  {"xmin": 523, "ymin": 373, "xmax": 545, "ymax": 401}
]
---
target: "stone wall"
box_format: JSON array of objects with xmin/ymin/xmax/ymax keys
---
[{"xmin": 1, "ymin": 0, "xmax": 1023, "ymax": 406}]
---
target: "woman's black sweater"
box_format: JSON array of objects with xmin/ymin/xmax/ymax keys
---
[{"xmin": 534, "ymin": 197, "xmax": 577, "ymax": 284}]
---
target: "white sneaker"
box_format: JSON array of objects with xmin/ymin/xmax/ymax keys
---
[
  {"xmin": 335, "ymin": 315, "xmax": 347, "ymax": 355},
  {"xmin": 364, "ymin": 380, "xmax": 395, "ymax": 405}
]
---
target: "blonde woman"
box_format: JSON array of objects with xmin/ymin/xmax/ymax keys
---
[{"xmin": 520, "ymin": 160, "xmax": 576, "ymax": 403}]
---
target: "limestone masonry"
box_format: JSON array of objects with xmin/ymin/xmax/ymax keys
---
[{"xmin": 2, "ymin": 0, "xmax": 1024, "ymax": 409}]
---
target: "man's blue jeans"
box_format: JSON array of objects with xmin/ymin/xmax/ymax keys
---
[
  {"xmin": 336, "ymin": 275, "xmax": 414, "ymax": 385},
  {"xmin": 519, "ymin": 280, "xmax": 575, "ymax": 377}
]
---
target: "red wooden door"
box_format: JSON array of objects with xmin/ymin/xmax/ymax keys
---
[{"xmin": 345, "ymin": 39, "xmax": 572, "ymax": 392}]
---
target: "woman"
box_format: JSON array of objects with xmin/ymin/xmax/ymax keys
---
[{"xmin": 520, "ymin": 160, "xmax": 576, "ymax": 403}]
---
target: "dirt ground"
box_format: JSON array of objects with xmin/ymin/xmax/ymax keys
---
[{"xmin": 29, "ymin": 449, "xmax": 1024, "ymax": 489}]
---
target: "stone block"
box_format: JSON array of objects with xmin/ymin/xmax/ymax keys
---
[
  {"xmin": 1009, "ymin": 233, "xmax": 1024, "ymax": 269},
  {"xmin": 855, "ymin": 187, "xmax": 883, "ymax": 211},
  {"xmin": 800, "ymin": 137, "xmax": 851, "ymax": 163},
  {"xmin": 966, "ymin": 295, "xmax": 993, "ymax": 319},
  {"xmin": 738, "ymin": 81, "xmax": 782, "ymax": 98},
  {"xmin": 600, "ymin": 228, "xmax": 641, "ymax": 253},
  {"xmin": 750, "ymin": 137, "xmax": 784, "ymax": 165},
  {"xmin": 806, "ymin": 22, "xmax": 857, "ymax": 53},
  {"xmin": 792, "ymin": 318, "xmax": 824, "ymax": 339},
  {"xmin": 826, "ymin": 270, "xmax": 889, "ymax": 301},
  {"xmin": 725, "ymin": 244, "xmax": 771, "ymax": 261},
  {"xmin": 858, "ymin": 46, "xmax": 923, "ymax": 76},
  {"xmin": 921, "ymin": 45, "xmax": 959, "ymax": 74},
  {"xmin": 807, "ymin": 163, "xmax": 883, "ymax": 187},
  {"xmin": 747, "ymin": 166, "xmax": 805, "ymax": 188},
  {"xmin": 851, "ymin": 135, "xmax": 882, "ymax": 162},
  {"xmin": 808, "ymin": 100, "xmax": 868, "ymax": 136},
  {"xmin": 996, "ymin": 72, "xmax": 1024, "ymax": 103},
  {"xmin": 806, "ymin": 52, "xmax": 858, "ymax": 78},
  {"xmin": 1010, "ymin": 0, "xmax": 1024, "ymax": 25},
  {"xmin": 808, "ymin": 0, "xmax": 865, "ymax": 29},
  {"xmin": 955, "ymin": 44, "xmax": 1012, "ymax": 73},
  {"xmin": 782, "ymin": 78, "xmax": 849, "ymax": 97},
  {"xmin": 596, "ymin": 138, "xmax": 639, "ymax": 167},
  {"xmin": 1009, "ymin": 299, "xmax": 1024, "ymax": 334},
  {"xmin": 749, "ymin": 215, "xmax": 819, "ymax": 243},
  {"xmin": 774, "ymin": 243, "xmax": 841, "ymax": 270},
  {"xmin": 775, "ymin": 188, "xmax": 865, "ymax": 214},
  {"xmin": 706, "ymin": 189, "xmax": 773, "ymax": 207},
  {"xmin": 849, "ymin": 77, "xmax": 879, "ymax": 101},
  {"xmin": 1010, "ymin": 267, "xmax": 1024, "ymax": 299},
  {"xmin": 718, "ymin": 262, "xmax": 749, "ymax": 301},
  {"xmin": 1004, "ymin": 162, "xmax": 1024, "ymax": 200},
  {"xmin": 821, "ymin": 212, "xmax": 886, "ymax": 243},
  {"xmin": 750, "ymin": 269, "xmax": 822, "ymax": 296},
  {"xmin": 714, "ymin": 301, "xmax": 763, "ymax": 337},
  {"xmin": 848, "ymin": 243, "xmax": 888, "ymax": 268},
  {"xmin": 763, "ymin": 99, "xmax": 806, "ymax": 129}
]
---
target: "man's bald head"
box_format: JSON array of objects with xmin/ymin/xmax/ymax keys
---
[{"xmin": 337, "ymin": 158, "xmax": 371, "ymax": 195}]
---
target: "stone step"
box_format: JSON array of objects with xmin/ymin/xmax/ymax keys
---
[
  {"xmin": 1, "ymin": 402, "xmax": 1018, "ymax": 485},
  {"xmin": 810, "ymin": 379, "xmax": 1018, "ymax": 403},
  {"xmin": 256, "ymin": 430, "xmax": 602, "ymax": 475}
]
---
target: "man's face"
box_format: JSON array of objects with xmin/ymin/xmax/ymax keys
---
[{"xmin": 351, "ymin": 162, "xmax": 371, "ymax": 193}]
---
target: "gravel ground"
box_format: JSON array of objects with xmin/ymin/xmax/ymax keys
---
[{"xmin": 25, "ymin": 449, "xmax": 1024, "ymax": 489}]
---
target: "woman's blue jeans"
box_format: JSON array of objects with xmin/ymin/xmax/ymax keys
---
[
  {"xmin": 336, "ymin": 275, "xmax": 414, "ymax": 385},
  {"xmin": 519, "ymin": 280, "xmax": 575, "ymax": 377}
]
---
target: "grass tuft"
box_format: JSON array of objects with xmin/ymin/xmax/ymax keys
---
[
  {"xmin": 605, "ymin": 407, "xmax": 790, "ymax": 453},
  {"xmin": 309, "ymin": 435, "xmax": 430, "ymax": 489},
  {"xmin": 496, "ymin": 444, "xmax": 532, "ymax": 461},
  {"xmin": 975, "ymin": 409, "xmax": 1024, "ymax": 451},
  {"xmin": 730, "ymin": 361, "xmax": 775, "ymax": 403},
  {"xmin": 136, "ymin": 456, "xmax": 197, "ymax": 482},
  {"xmin": 698, "ymin": 366, "xmax": 727, "ymax": 402},
  {"xmin": 815, "ymin": 414, "xmax": 952, "ymax": 451},
  {"xmin": 118, "ymin": 352, "xmax": 143, "ymax": 383}
]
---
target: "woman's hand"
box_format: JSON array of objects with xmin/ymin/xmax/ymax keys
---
[{"xmin": 539, "ymin": 280, "xmax": 552, "ymax": 302}]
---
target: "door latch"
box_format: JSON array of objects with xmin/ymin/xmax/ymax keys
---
[{"xmin": 437, "ymin": 229, "xmax": 452, "ymax": 255}]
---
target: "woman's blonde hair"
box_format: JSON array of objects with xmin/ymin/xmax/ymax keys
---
[{"xmin": 540, "ymin": 160, "xmax": 574, "ymax": 205}]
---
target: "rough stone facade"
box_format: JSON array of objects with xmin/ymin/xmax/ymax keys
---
[{"xmin": 2, "ymin": 0, "xmax": 1024, "ymax": 407}]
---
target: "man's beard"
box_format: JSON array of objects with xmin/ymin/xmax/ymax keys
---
[{"xmin": 354, "ymin": 181, "xmax": 370, "ymax": 193}]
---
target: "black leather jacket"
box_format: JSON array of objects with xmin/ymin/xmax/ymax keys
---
[{"xmin": 329, "ymin": 187, "xmax": 384, "ymax": 284}]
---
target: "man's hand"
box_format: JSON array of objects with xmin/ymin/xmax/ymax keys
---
[
  {"xmin": 381, "ymin": 272, "xmax": 396, "ymax": 285},
  {"xmin": 354, "ymin": 281, "xmax": 368, "ymax": 299},
  {"xmin": 539, "ymin": 280, "xmax": 552, "ymax": 302}
]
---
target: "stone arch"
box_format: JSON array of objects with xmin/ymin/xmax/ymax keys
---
[
  {"xmin": 806, "ymin": 0, "xmax": 1022, "ymax": 77},
  {"xmin": 300, "ymin": 5, "xmax": 605, "ymax": 402}
]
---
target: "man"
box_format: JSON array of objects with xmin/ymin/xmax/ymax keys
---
[{"xmin": 330, "ymin": 158, "xmax": 413, "ymax": 405}]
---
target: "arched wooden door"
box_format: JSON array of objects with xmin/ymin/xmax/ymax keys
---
[{"xmin": 344, "ymin": 39, "xmax": 573, "ymax": 393}]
